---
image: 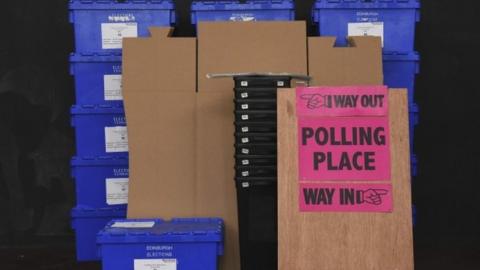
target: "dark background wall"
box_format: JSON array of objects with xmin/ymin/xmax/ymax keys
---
[{"xmin": 0, "ymin": 0, "xmax": 479, "ymax": 269}]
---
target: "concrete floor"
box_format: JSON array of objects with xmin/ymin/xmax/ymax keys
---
[{"xmin": 1, "ymin": 236, "xmax": 479, "ymax": 270}]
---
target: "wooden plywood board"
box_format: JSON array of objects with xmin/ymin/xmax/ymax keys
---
[{"xmin": 278, "ymin": 89, "xmax": 413, "ymax": 270}]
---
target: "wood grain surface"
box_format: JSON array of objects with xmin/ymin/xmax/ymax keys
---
[{"xmin": 278, "ymin": 89, "xmax": 413, "ymax": 270}]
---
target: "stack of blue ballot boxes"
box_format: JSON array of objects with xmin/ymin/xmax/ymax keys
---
[
  {"xmin": 312, "ymin": 0, "xmax": 421, "ymax": 224},
  {"xmin": 68, "ymin": 0, "xmax": 176, "ymax": 261}
]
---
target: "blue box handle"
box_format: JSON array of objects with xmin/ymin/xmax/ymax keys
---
[
  {"xmin": 71, "ymin": 166, "xmax": 76, "ymax": 179},
  {"xmin": 171, "ymin": 10, "xmax": 176, "ymax": 25},
  {"xmin": 69, "ymin": 11, "xmax": 74, "ymax": 24},
  {"xmin": 97, "ymin": 244, "xmax": 103, "ymax": 258},
  {"xmin": 69, "ymin": 62, "xmax": 75, "ymax": 76},
  {"xmin": 288, "ymin": 9, "xmax": 295, "ymax": 20},
  {"xmin": 71, "ymin": 219, "xmax": 77, "ymax": 230},
  {"xmin": 70, "ymin": 116, "xmax": 76, "ymax": 128},
  {"xmin": 217, "ymin": 241, "xmax": 225, "ymax": 256},
  {"xmin": 312, "ymin": 9, "xmax": 319, "ymax": 24},
  {"xmin": 413, "ymin": 112, "xmax": 419, "ymax": 125}
]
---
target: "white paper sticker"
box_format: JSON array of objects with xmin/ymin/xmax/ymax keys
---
[
  {"xmin": 242, "ymin": 160, "xmax": 250, "ymax": 165},
  {"xmin": 101, "ymin": 23, "xmax": 138, "ymax": 49},
  {"xmin": 241, "ymin": 115, "xmax": 249, "ymax": 120},
  {"xmin": 104, "ymin": 74, "xmax": 123, "ymax": 101},
  {"xmin": 112, "ymin": 221, "xmax": 155, "ymax": 229},
  {"xmin": 240, "ymin": 92, "xmax": 248, "ymax": 98},
  {"xmin": 348, "ymin": 22, "xmax": 384, "ymax": 47},
  {"xmin": 134, "ymin": 259, "xmax": 177, "ymax": 270},
  {"xmin": 242, "ymin": 171, "xmax": 249, "ymax": 177},
  {"xmin": 241, "ymin": 104, "xmax": 249, "ymax": 110},
  {"xmin": 230, "ymin": 13, "xmax": 256, "ymax": 22},
  {"xmin": 277, "ymin": 81, "xmax": 285, "ymax": 87},
  {"xmin": 241, "ymin": 81, "xmax": 248, "ymax": 87},
  {"xmin": 242, "ymin": 182, "xmax": 250, "ymax": 188},
  {"xmin": 106, "ymin": 178, "xmax": 129, "ymax": 205},
  {"xmin": 241, "ymin": 127, "xmax": 249, "ymax": 133},
  {"xmin": 105, "ymin": 126, "xmax": 128, "ymax": 153},
  {"xmin": 241, "ymin": 137, "xmax": 249, "ymax": 143},
  {"xmin": 242, "ymin": 148, "xmax": 249, "ymax": 154}
]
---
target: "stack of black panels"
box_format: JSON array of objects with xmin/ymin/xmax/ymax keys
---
[{"xmin": 233, "ymin": 75, "xmax": 292, "ymax": 270}]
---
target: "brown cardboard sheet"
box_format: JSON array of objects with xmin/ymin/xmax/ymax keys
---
[
  {"xmin": 122, "ymin": 28, "xmax": 197, "ymax": 219},
  {"xmin": 198, "ymin": 21, "xmax": 308, "ymax": 92},
  {"xmin": 308, "ymin": 36, "xmax": 383, "ymax": 86}
]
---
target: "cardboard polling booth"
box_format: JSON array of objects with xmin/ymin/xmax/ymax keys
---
[{"xmin": 121, "ymin": 21, "xmax": 412, "ymax": 270}]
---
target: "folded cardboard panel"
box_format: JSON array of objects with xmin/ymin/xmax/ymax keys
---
[
  {"xmin": 277, "ymin": 90, "xmax": 413, "ymax": 270},
  {"xmin": 124, "ymin": 93, "xmax": 197, "ymax": 217},
  {"xmin": 198, "ymin": 21, "xmax": 308, "ymax": 92},
  {"xmin": 196, "ymin": 91, "xmax": 240, "ymax": 268},
  {"xmin": 122, "ymin": 30, "xmax": 198, "ymax": 219},
  {"xmin": 123, "ymin": 28, "xmax": 196, "ymax": 93},
  {"xmin": 308, "ymin": 36, "xmax": 383, "ymax": 86}
]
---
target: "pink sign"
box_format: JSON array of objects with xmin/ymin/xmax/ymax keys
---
[
  {"xmin": 296, "ymin": 86, "xmax": 388, "ymax": 117},
  {"xmin": 298, "ymin": 117, "xmax": 390, "ymax": 181},
  {"xmin": 295, "ymin": 86, "xmax": 392, "ymax": 213},
  {"xmin": 299, "ymin": 183, "xmax": 393, "ymax": 213}
]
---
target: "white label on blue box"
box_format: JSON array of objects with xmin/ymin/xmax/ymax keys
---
[
  {"xmin": 101, "ymin": 23, "xmax": 138, "ymax": 49},
  {"xmin": 105, "ymin": 126, "xmax": 129, "ymax": 153},
  {"xmin": 134, "ymin": 259, "xmax": 177, "ymax": 270},
  {"xmin": 348, "ymin": 22, "xmax": 384, "ymax": 47},
  {"xmin": 104, "ymin": 74, "xmax": 123, "ymax": 101},
  {"xmin": 112, "ymin": 221, "xmax": 155, "ymax": 229},
  {"xmin": 230, "ymin": 13, "xmax": 256, "ymax": 22},
  {"xmin": 106, "ymin": 178, "xmax": 129, "ymax": 205}
]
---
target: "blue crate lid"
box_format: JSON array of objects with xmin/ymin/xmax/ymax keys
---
[
  {"xmin": 71, "ymin": 155, "xmax": 129, "ymax": 166},
  {"xmin": 69, "ymin": 0, "xmax": 175, "ymax": 10},
  {"xmin": 97, "ymin": 218, "xmax": 224, "ymax": 244},
  {"xmin": 70, "ymin": 53, "xmax": 122, "ymax": 63},
  {"xmin": 71, "ymin": 104, "xmax": 125, "ymax": 115},
  {"xmin": 72, "ymin": 206, "xmax": 127, "ymax": 218},
  {"xmin": 383, "ymin": 51, "xmax": 419, "ymax": 61},
  {"xmin": 313, "ymin": 0, "xmax": 420, "ymax": 9},
  {"xmin": 192, "ymin": 0, "xmax": 294, "ymax": 11}
]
